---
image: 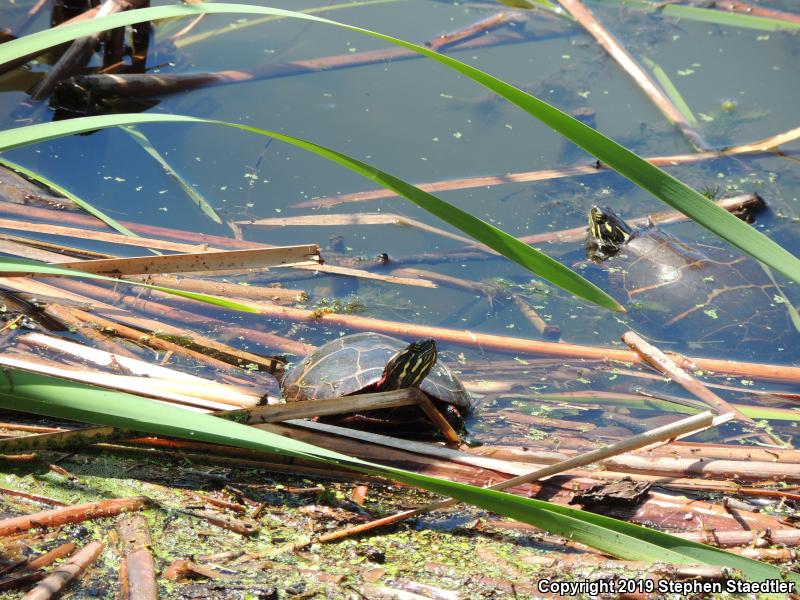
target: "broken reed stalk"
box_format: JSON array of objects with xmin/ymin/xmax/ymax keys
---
[
  {"xmin": 162, "ymin": 559, "xmax": 223, "ymax": 581},
  {"xmin": 0, "ymin": 497, "xmax": 148, "ymax": 536},
  {"xmin": 621, "ymin": 331, "xmax": 781, "ymax": 447},
  {"xmin": 293, "ymin": 124, "xmax": 800, "ymax": 208},
  {"xmin": 116, "ymin": 515, "xmax": 158, "ymax": 600},
  {"xmin": 244, "ymin": 389, "xmax": 423, "ymax": 423},
  {"xmin": 21, "ymin": 541, "xmax": 104, "ymax": 600},
  {"xmin": 413, "ymin": 395, "xmax": 462, "ymax": 445},
  {"xmin": 0, "ymin": 217, "xmax": 220, "ymax": 253},
  {"xmin": 52, "ymin": 245, "xmax": 323, "ymax": 276},
  {"xmin": 308, "ymin": 410, "xmax": 725, "ymax": 544},
  {"xmin": 123, "ymin": 274, "xmax": 306, "ymax": 304},
  {"xmin": 187, "ymin": 491, "xmax": 248, "ymax": 514},
  {"xmin": 556, "ymin": 0, "xmax": 709, "ymax": 149},
  {"xmin": 427, "ymin": 10, "xmax": 525, "ymax": 50},
  {"xmin": 235, "ymin": 213, "xmax": 477, "ymax": 247}
]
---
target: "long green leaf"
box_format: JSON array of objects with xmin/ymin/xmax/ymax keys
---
[
  {"xmin": 0, "ymin": 115, "xmax": 623, "ymax": 311},
  {"xmin": 641, "ymin": 56, "xmax": 698, "ymax": 127},
  {"xmin": 0, "ymin": 256, "xmax": 259, "ymax": 312},
  {"xmin": 0, "ymin": 366, "xmax": 794, "ymax": 586},
  {"xmin": 121, "ymin": 125, "xmax": 222, "ymax": 225},
  {"xmin": 2, "ymin": 4, "xmax": 798, "ymax": 288}
]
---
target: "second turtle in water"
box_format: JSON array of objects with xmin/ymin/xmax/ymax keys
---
[{"xmin": 586, "ymin": 206, "xmax": 797, "ymax": 360}]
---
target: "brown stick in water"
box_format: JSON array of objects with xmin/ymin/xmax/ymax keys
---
[
  {"xmin": 21, "ymin": 541, "xmax": 104, "ymax": 600},
  {"xmin": 427, "ymin": 11, "xmax": 526, "ymax": 51},
  {"xmin": 116, "ymin": 514, "xmax": 158, "ymax": 600},
  {"xmin": 621, "ymin": 331, "xmax": 779, "ymax": 446},
  {"xmin": 0, "ymin": 497, "xmax": 148, "ymax": 537},
  {"xmin": 292, "ymin": 123, "xmax": 799, "ymax": 207}
]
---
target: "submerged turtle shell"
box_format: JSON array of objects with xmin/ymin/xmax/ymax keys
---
[
  {"xmin": 281, "ymin": 332, "xmax": 472, "ymax": 411},
  {"xmin": 600, "ymin": 226, "xmax": 797, "ymax": 358}
]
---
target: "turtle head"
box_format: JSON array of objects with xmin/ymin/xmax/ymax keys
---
[
  {"xmin": 378, "ymin": 338, "xmax": 437, "ymax": 391},
  {"xmin": 586, "ymin": 205, "xmax": 635, "ymax": 262}
]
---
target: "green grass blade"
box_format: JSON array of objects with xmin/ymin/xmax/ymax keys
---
[
  {"xmin": 588, "ymin": 0, "xmax": 800, "ymax": 32},
  {"xmin": 121, "ymin": 125, "xmax": 222, "ymax": 224},
  {"xmin": 641, "ymin": 56, "xmax": 698, "ymax": 127},
  {"xmin": 2, "ymin": 4, "xmax": 798, "ymax": 289},
  {"xmin": 1, "ymin": 366, "xmax": 796, "ymax": 585},
  {"xmin": 0, "ymin": 115, "xmax": 624, "ymax": 311},
  {"xmin": 0, "ymin": 156, "xmax": 141, "ymax": 238},
  {"xmin": 0, "ymin": 256, "xmax": 260, "ymax": 312}
]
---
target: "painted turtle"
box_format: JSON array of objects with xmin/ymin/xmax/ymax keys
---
[
  {"xmin": 585, "ymin": 206, "xmax": 798, "ymax": 359},
  {"xmin": 280, "ymin": 333, "xmax": 472, "ymax": 431}
]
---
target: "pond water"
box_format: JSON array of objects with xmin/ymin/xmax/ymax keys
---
[{"xmin": 1, "ymin": 0, "xmax": 799, "ymax": 446}]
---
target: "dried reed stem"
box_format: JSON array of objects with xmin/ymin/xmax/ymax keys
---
[
  {"xmin": 293, "ymin": 127, "xmax": 800, "ymax": 209},
  {"xmin": 21, "ymin": 541, "xmax": 104, "ymax": 600},
  {"xmin": 622, "ymin": 331, "xmax": 779, "ymax": 446},
  {"xmin": 0, "ymin": 497, "xmax": 147, "ymax": 536},
  {"xmin": 55, "ymin": 245, "xmax": 322, "ymax": 276},
  {"xmin": 116, "ymin": 515, "xmax": 158, "ymax": 600}
]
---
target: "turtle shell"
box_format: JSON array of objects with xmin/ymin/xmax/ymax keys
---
[
  {"xmin": 600, "ymin": 226, "xmax": 797, "ymax": 359},
  {"xmin": 280, "ymin": 332, "xmax": 472, "ymax": 411}
]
